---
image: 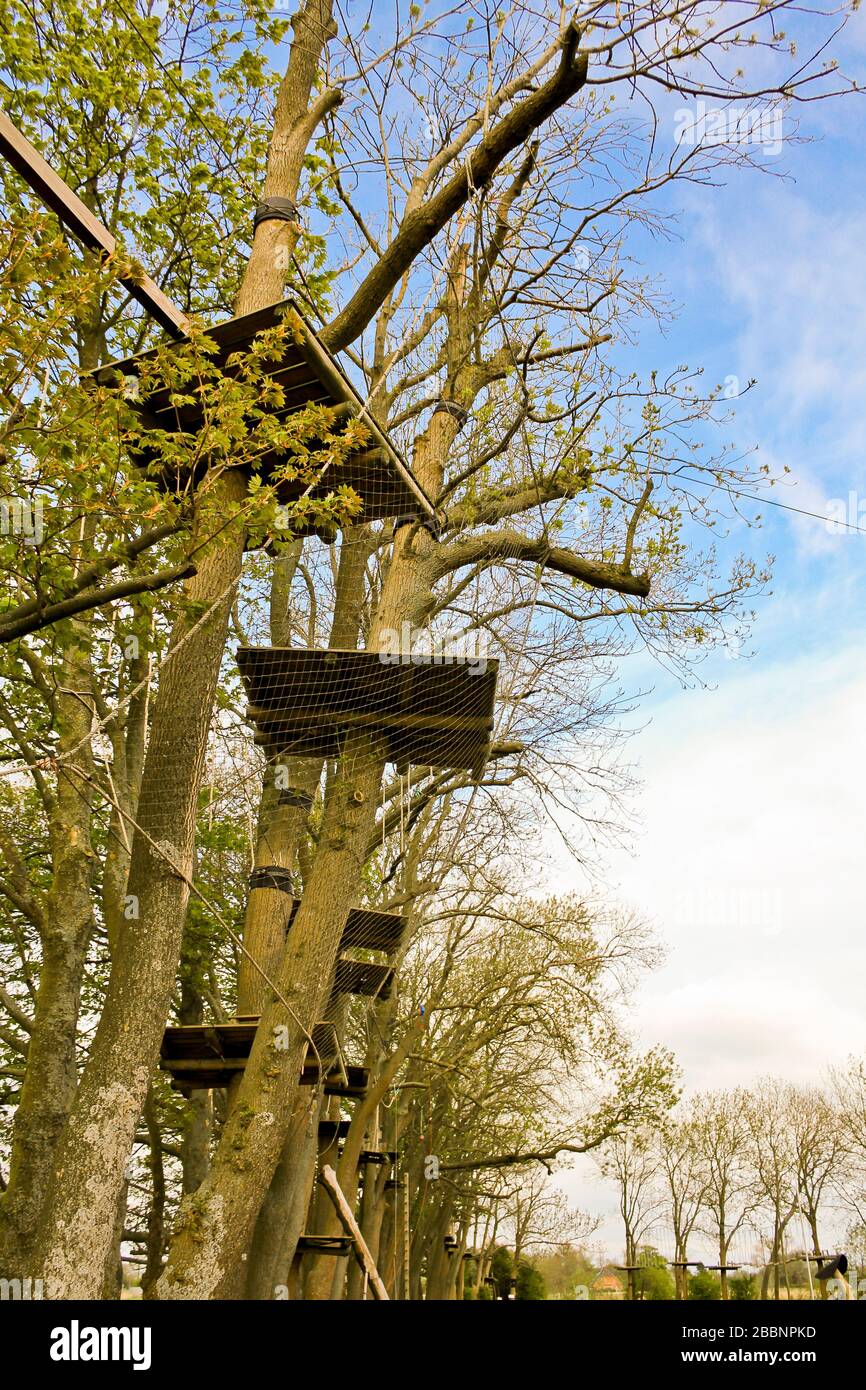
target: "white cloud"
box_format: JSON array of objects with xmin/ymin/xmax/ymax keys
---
[
  {"xmin": 693, "ymin": 182, "xmax": 866, "ymax": 457},
  {"xmin": 636, "ymin": 974, "xmax": 866, "ymax": 1093},
  {"xmin": 587, "ymin": 637, "xmax": 866, "ymax": 1088}
]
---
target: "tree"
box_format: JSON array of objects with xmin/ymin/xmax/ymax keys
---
[
  {"xmin": 516, "ymin": 1260, "xmax": 546, "ymax": 1301},
  {"xmin": 0, "ymin": 0, "xmax": 302, "ymax": 1276},
  {"xmin": 744, "ymin": 1080, "xmax": 798, "ymax": 1300},
  {"xmin": 490, "ymin": 1245, "xmax": 515, "ymax": 1301},
  {"xmin": 788, "ymin": 1085, "xmax": 844, "ymax": 1274},
  {"xmin": 689, "ymin": 1269, "xmax": 721, "ymax": 1301},
  {"xmin": 658, "ymin": 1111, "xmax": 707, "ymax": 1299},
  {"xmin": 693, "ymin": 1090, "xmax": 757, "ymax": 1301},
  {"xmin": 0, "ymin": 0, "xmax": 856, "ymax": 1297},
  {"xmin": 830, "ymin": 1058, "xmax": 866, "ymax": 1235},
  {"xmin": 533, "ymin": 1245, "xmax": 598, "ymax": 1301},
  {"xmin": 634, "ymin": 1246, "xmax": 676, "ymax": 1301},
  {"xmin": 598, "ymin": 1131, "xmax": 665, "ymax": 1301}
]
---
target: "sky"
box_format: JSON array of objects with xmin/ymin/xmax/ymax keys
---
[{"xmin": 547, "ymin": 10, "xmax": 866, "ymax": 1260}]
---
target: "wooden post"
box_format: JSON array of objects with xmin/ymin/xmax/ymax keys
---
[
  {"xmin": 319, "ymin": 1164, "xmax": 389, "ymax": 1301},
  {"xmin": 403, "ymin": 1180, "xmax": 411, "ymax": 1301},
  {"xmin": 0, "ymin": 110, "xmax": 189, "ymax": 338}
]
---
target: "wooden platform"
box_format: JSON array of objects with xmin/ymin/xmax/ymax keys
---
[
  {"xmin": 275, "ymin": 898, "xmax": 405, "ymax": 955},
  {"xmin": 160, "ymin": 1018, "xmax": 368, "ymax": 1096},
  {"xmin": 301, "ymin": 1063, "xmax": 369, "ymax": 1098},
  {"xmin": 238, "ymin": 648, "xmax": 499, "ymax": 774},
  {"xmin": 340, "ymin": 906, "xmax": 405, "ymax": 954},
  {"xmin": 92, "ymin": 299, "xmax": 434, "ymax": 529}
]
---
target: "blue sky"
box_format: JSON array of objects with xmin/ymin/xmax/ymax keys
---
[{"xmin": 549, "ymin": 11, "xmax": 866, "ymax": 1257}]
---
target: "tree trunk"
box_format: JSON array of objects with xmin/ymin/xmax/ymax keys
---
[
  {"xmin": 178, "ymin": 981, "xmax": 212, "ymax": 1196},
  {"xmin": 244, "ymin": 1088, "xmax": 321, "ymax": 1298},
  {"xmin": 155, "ymin": 498, "xmax": 443, "ymax": 1297},
  {"xmin": 34, "ymin": 470, "xmax": 249, "ymax": 1295},
  {"xmin": 0, "ymin": 637, "xmax": 95, "ymax": 1276},
  {"xmin": 424, "ymin": 1200, "xmax": 455, "ymax": 1300},
  {"xmin": 142, "ymin": 1090, "xmax": 167, "ymax": 1295},
  {"xmin": 302, "ymin": 1019, "xmax": 420, "ymax": 1298}
]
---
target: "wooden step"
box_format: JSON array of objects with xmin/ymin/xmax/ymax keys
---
[
  {"xmin": 161, "ymin": 1056, "xmax": 246, "ymax": 1091},
  {"xmin": 295, "ymin": 1235, "xmax": 355, "ymax": 1255},
  {"xmin": 278, "ymin": 899, "xmax": 405, "ymax": 955},
  {"xmin": 163, "ymin": 1055, "xmax": 368, "ymax": 1098},
  {"xmin": 332, "ymin": 958, "xmax": 394, "ymax": 1000},
  {"xmin": 340, "ymin": 907, "xmax": 405, "ymax": 954},
  {"xmin": 301, "ymin": 1062, "xmax": 369, "ymax": 1098},
  {"xmin": 318, "ymin": 1119, "xmax": 351, "ymax": 1143}
]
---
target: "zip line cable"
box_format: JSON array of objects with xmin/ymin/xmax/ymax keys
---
[{"xmin": 670, "ymin": 468, "xmax": 866, "ymax": 535}]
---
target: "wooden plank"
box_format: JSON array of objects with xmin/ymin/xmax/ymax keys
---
[
  {"xmin": 300, "ymin": 1063, "xmax": 369, "ymax": 1097},
  {"xmin": 0, "ymin": 110, "xmax": 188, "ymax": 338},
  {"xmin": 318, "ymin": 1164, "xmax": 390, "ymax": 1301},
  {"xmin": 318, "ymin": 1119, "xmax": 351, "ymax": 1143},
  {"xmin": 238, "ymin": 648, "xmax": 499, "ymax": 774},
  {"xmin": 90, "ymin": 295, "xmax": 436, "ymax": 523}
]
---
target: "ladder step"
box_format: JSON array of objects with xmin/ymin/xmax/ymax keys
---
[
  {"xmin": 340, "ymin": 907, "xmax": 405, "ymax": 954},
  {"xmin": 282, "ymin": 900, "xmax": 406, "ymax": 955}
]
